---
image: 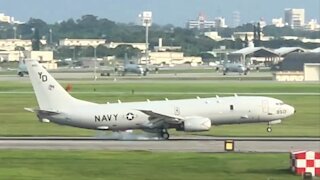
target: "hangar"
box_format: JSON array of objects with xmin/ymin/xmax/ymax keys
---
[
  {"xmin": 228, "ymin": 47, "xmax": 278, "ymax": 65},
  {"xmin": 274, "ymin": 53, "xmax": 320, "ymax": 81},
  {"xmin": 280, "ymin": 53, "xmax": 320, "ymax": 71},
  {"xmin": 274, "ymin": 47, "xmax": 306, "ymax": 60}
]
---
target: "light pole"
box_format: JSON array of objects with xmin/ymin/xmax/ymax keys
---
[
  {"xmin": 93, "ymin": 46, "xmax": 97, "ymax": 81},
  {"xmin": 140, "ymin": 11, "xmax": 152, "ymax": 64},
  {"xmin": 49, "ymin": 28, "xmax": 52, "ymax": 45},
  {"xmin": 13, "ymin": 26, "xmax": 17, "ymax": 39}
]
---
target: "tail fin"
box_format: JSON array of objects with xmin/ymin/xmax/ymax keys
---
[{"xmin": 25, "ymin": 60, "xmax": 74, "ymax": 111}]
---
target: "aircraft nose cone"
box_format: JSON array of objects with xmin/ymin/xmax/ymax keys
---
[{"xmin": 288, "ymin": 105, "xmax": 295, "ymax": 116}]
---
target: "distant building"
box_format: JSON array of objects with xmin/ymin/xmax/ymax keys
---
[
  {"xmin": 304, "ymin": 19, "xmax": 320, "ymax": 31},
  {"xmin": 214, "ymin": 17, "xmax": 228, "ymax": 28},
  {"xmin": 284, "ymin": 8, "xmax": 305, "ymax": 29},
  {"xmin": 274, "ymin": 53, "xmax": 320, "ymax": 81},
  {"xmin": 0, "ymin": 39, "xmax": 47, "ymax": 51},
  {"xmin": 0, "ymin": 50, "xmax": 55, "ymax": 69},
  {"xmin": 59, "ymin": 39, "xmax": 106, "ymax": 47},
  {"xmin": 279, "ymin": 52, "xmax": 320, "ymax": 71},
  {"xmin": 0, "ymin": 13, "xmax": 14, "ymax": 23},
  {"xmin": 258, "ymin": 18, "xmax": 267, "ymax": 28},
  {"xmin": 0, "ymin": 13, "xmax": 22, "ymax": 24},
  {"xmin": 232, "ymin": 11, "xmax": 241, "ymax": 27},
  {"xmin": 0, "ymin": 51, "xmax": 22, "ymax": 62},
  {"xmin": 204, "ymin": 31, "xmax": 222, "ymax": 41},
  {"xmin": 272, "ymin": 18, "xmax": 285, "ymax": 27},
  {"xmin": 154, "ymin": 38, "xmax": 182, "ymax": 52},
  {"xmin": 24, "ymin": 51, "xmax": 54, "ymax": 62},
  {"xmin": 148, "ymin": 51, "xmax": 202, "ymax": 65},
  {"xmin": 187, "ymin": 13, "xmax": 215, "ymax": 30}
]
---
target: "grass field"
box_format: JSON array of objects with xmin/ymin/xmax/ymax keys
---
[
  {"xmin": 0, "ymin": 81, "xmax": 319, "ymax": 137},
  {"xmin": 0, "ymin": 150, "xmax": 301, "ymax": 180}
]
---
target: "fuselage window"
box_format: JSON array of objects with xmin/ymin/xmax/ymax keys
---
[{"xmin": 230, "ymin": 105, "xmax": 234, "ymax": 110}]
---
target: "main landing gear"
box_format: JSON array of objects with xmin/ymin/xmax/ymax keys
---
[{"xmin": 160, "ymin": 129, "xmax": 170, "ymax": 140}]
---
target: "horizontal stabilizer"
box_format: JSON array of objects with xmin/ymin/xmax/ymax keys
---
[{"xmin": 24, "ymin": 107, "xmax": 60, "ymax": 116}]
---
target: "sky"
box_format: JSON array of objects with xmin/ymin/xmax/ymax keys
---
[{"xmin": 1, "ymin": 0, "xmax": 319, "ymax": 26}]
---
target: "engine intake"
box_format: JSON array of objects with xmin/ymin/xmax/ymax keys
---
[{"xmin": 177, "ymin": 117, "xmax": 211, "ymax": 132}]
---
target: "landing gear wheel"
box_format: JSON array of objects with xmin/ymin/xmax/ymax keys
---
[
  {"xmin": 161, "ymin": 132, "xmax": 170, "ymax": 140},
  {"xmin": 267, "ymin": 127, "xmax": 272, "ymax": 133},
  {"xmin": 160, "ymin": 129, "xmax": 170, "ymax": 140}
]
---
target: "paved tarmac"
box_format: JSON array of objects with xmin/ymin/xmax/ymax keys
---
[
  {"xmin": 0, "ymin": 71, "xmax": 273, "ymax": 82},
  {"xmin": 0, "ymin": 136, "xmax": 318, "ymax": 152}
]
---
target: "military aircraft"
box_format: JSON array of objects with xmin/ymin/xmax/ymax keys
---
[
  {"xmin": 25, "ymin": 59, "xmax": 295, "ymax": 139},
  {"xmin": 118, "ymin": 62, "xmax": 147, "ymax": 76},
  {"xmin": 222, "ymin": 63, "xmax": 250, "ymax": 75},
  {"xmin": 118, "ymin": 53, "xmax": 148, "ymax": 76},
  {"xmin": 17, "ymin": 60, "xmax": 28, "ymax": 77}
]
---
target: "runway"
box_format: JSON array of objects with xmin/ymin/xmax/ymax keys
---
[{"xmin": 0, "ymin": 136, "xmax": 319, "ymax": 152}]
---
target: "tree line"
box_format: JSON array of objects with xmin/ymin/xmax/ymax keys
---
[{"xmin": 0, "ymin": 14, "xmax": 319, "ymax": 60}]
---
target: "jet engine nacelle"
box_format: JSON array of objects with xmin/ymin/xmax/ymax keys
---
[{"xmin": 177, "ymin": 117, "xmax": 211, "ymax": 132}]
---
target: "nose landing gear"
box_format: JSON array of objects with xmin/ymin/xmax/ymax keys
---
[
  {"xmin": 267, "ymin": 122, "xmax": 272, "ymax": 133},
  {"xmin": 267, "ymin": 126, "xmax": 272, "ymax": 133}
]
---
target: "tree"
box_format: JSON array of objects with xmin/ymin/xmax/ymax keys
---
[{"xmin": 32, "ymin": 28, "xmax": 40, "ymax": 51}]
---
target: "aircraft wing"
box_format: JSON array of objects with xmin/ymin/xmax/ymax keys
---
[{"xmin": 137, "ymin": 110, "xmax": 183, "ymax": 128}]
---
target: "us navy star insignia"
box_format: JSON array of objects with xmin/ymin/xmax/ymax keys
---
[{"xmin": 126, "ymin": 112, "xmax": 134, "ymax": 120}]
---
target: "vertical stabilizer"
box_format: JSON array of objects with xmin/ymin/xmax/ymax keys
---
[{"xmin": 25, "ymin": 60, "xmax": 75, "ymax": 111}]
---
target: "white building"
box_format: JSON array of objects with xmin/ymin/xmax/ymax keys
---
[
  {"xmin": 154, "ymin": 38, "xmax": 182, "ymax": 52},
  {"xmin": 284, "ymin": 8, "xmax": 305, "ymax": 29},
  {"xmin": 214, "ymin": 17, "xmax": 228, "ymax": 28},
  {"xmin": 0, "ymin": 13, "xmax": 13, "ymax": 23},
  {"xmin": 304, "ymin": 63, "xmax": 320, "ymax": 81},
  {"xmin": 0, "ymin": 13, "xmax": 22, "ymax": 24},
  {"xmin": 305, "ymin": 19, "xmax": 320, "ymax": 31},
  {"xmin": 204, "ymin": 31, "xmax": 222, "ymax": 41},
  {"xmin": 258, "ymin": 18, "xmax": 267, "ymax": 28},
  {"xmin": 187, "ymin": 13, "xmax": 215, "ymax": 29},
  {"xmin": 24, "ymin": 51, "xmax": 53, "ymax": 62},
  {"xmin": 148, "ymin": 52, "xmax": 202, "ymax": 65},
  {"xmin": 0, "ymin": 39, "xmax": 32, "ymax": 51},
  {"xmin": 0, "ymin": 51, "xmax": 22, "ymax": 62},
  {"xmin": 0, "ymin": 39, "xmax": 47, "ymax": 51},
  {"xmin": 0, "ymin": 50, "xmax": 54, "ymax": 64},
  {"xmin": 272, "ymin": 18, "xmax": 285, "ymax": 27},
  {"xmin": 59, "ymin": 39, "xmax": 106, "ymax": 47}
]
